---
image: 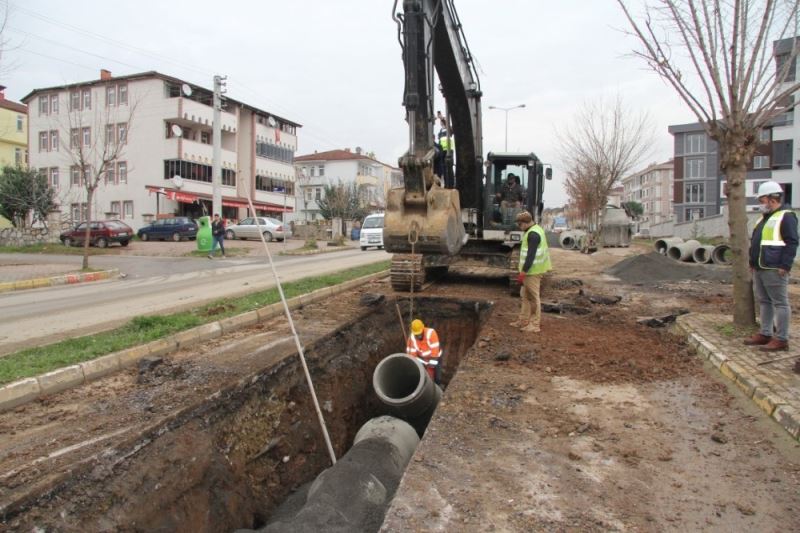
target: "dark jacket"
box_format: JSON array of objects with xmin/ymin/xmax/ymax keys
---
[
  {"xmin": 500, "ymin": 181, "xmax": 525, "ymax": 204},
  {"xmin": 749, "ymin": 206, "xmax": 798, "ymax": 271},
  {"xmin": 521, "ymin": 226, "xmax": 541, "ymax": 273},
  {"xmin": 211, "ymin": 218, "xmax": 225, "ymax": 237}
]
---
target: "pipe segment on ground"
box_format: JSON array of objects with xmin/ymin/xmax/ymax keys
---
[
  {"xmin": 559, "ymin": 230, "xmax": 586, "ymax": 250},
  {"xmin": 711, "ymin": 244, "xmax": 732, "ymax": 265},
  {"xmin": 667, "ymin": 239, "xmax": 701, "ymax": 262},
  {"xmin": 372, "ymin": 353, "xmax": 442, "ymax": 436},
  {"xmin": 692, "ymin": 245, "xmax": 716, "ymax": 264},
  {"xmin": 654, "ymin": 237, "xmax": 683, "ymax": 255}
]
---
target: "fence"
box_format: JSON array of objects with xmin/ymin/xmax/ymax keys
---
[{"xmin": 648, "ymin": 211, "xmax": 763, "ymax": 240}]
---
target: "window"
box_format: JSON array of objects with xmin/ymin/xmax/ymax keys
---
[
  {"xmin": 118, "ymin": 84, "xmax": 128, "ymax": 105},
  {"xmin": 774, "ymin": 95, "xmax": 795, "ymax": 127},
  {"xmin": 106, "ymin": 124, "xmax": 115, "ymax": 144},
  {"xmin": 39, "ymin": 167, "xmax": 47, "ymax": 179},
  {"xmin": 14, "ymin": 148, "xmax": 21, "ymax": 166},
  {"xmin": 255, "ymin": 141, "xmax": 294, "ymax": 163},
  {"xmin": 50, "ymin": 168, "xmax": 59, "ymax": 189},
  {"xmin": 50, "ymin": 94, "xmax": 58, "ymax": 114},
  {"xmin": 82, "ymin": 127, "xmax": 91, "ymax": 146},
  {"xmin": 685, "ymin": 133, "xmax": 705, "ymax": 154},
  {"xmin": 39, "ymin": 131, "xmax": 48, "ymax": 152},
  {"xmin": 685, "ymin": 157, "xmax": 706, "ymax": 178},
  {"xmin": 105, "ymin": 164, "xmax": 116, "ymax": 185},
  {"xmin": 106, "ymin": 85, "xmax": 116, "ymax": 107},
  {"xmin": 50, "ymin": 130, "xmax": 59, "ymax": 152},
  {"xmin": 117, "ymin": 123, "xmax": 127, "ymax": 144},
  {"xmin": 759, "ymin": 129, "xmax": 771, "ymax": 143},
  {"xmin": 70, "ymin": 128, "xmax": 80, "ymax": 149},
  {"xmin": 318, "ymin": 165, "xmax": 325, "ymax": 176},
  {"xmin": 309, "ymin": 166, "xmax": 316, "ymax": 177},
  {"xmin": 255, "ymin": 175, "xmax": 293, "ymax": 194},
  {"xmin": 123, "ymin": 201, "xmax": 133, "ymax": 219},
  {"xmin": 163, "ymin": 159, "xmax": 234, "ymax": 186},
  {"xmin": 82, "ymin": 89, "xmax": 91, "ymax": 109},
  {"xmin": 117, "ymin": 161, "xmax": 127, "ymax": 183},
  {"xmin": 753, "ymin": 155, "xmax": 771, "ymax": 169},
  {"xmin": 685, "ymin": 182, "xmax": 705, "ymax": 203},
  {"xmin": 71, "ymin": 166, "xmax": 82, "ymax": 187},
  {"xmin": 315, "ymin": 187, "xmax": 322, "ymax": 201},
  {"xmin": 200, "ymin": 131, "xmax": 210, "ymax": 144},
  {"xmin": 306, "ymin": 188, "xmax": 312, "ymax": 201},
  {"xmin": 110, "ymin": 201, "xmax": 121, "ymax": 215},
  {"xmin": 70, "ymin": 91, "xmax": 80, "ymax": 111},
  {"xmin": 773, "ymin": 140, "xmax": 793, "ymax": 170},
  {"xmin": 16, "ymin": 115, "xmax": 23, "ymax": 132},
  {"xmin": 38, "ymin": 96, "xmax": 49, "ymax": 116},
  {"xmin": 775, "ymin": 52, "xmax": 797, "ymax": 83},
  {"xmin": 686, "ymin": 207, "xmax": 705, "ymax": 221}
]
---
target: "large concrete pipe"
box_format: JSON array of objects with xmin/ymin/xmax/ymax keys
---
[
  {"xmin": 692, "ymin": 245, "xmax": 716, "ymax": 264},
  {"xmin": 560, "ymin": 230, "xmax": 586, "ymax": 250},
  {"xmin": 711, "ymin": 244, "xmax": 732, "ymax": 265},
  {"xmin": 667, "ymin": 239, "xmax": 701, "ymax": 262},
  {"xmin": 244, "ymin": 416, "xmax": 419, "ymax": 533},
  {"xmin": 654, "ymin": 237, "xmax": 683, "ymax": 255},
  {"xmin": 373, "ymin": 353, "xmax": 442, "ymax": 436}
]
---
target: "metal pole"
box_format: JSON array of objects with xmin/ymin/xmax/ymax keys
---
[
  {"xmin": 504, "ymin": 110, "xmax": 509, "ymax": 151},
  {"xmin": 212, "ymin": 75, "xmax": 225, "ymax": 217}
]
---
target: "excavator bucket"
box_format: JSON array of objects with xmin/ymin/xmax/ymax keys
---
[{"xmin": 384, "ymin": 184, "xmax": 465, "ymax": 256}]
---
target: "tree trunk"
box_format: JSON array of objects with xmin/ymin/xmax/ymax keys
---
[
  {"xmin": 82, "ymin": 187, "xmax": 94, "ymax": 270},
  {"xmin": 725, "ymin": 163, "xmax": 756, "ymax": 327}
]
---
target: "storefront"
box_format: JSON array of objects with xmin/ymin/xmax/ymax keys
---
[{"xmin": 145, "ymin": 186, "xmax": 292, "ymax": 223}]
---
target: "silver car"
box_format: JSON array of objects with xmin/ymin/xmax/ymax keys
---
[{"xmin": 224, "ymin": 217, "xmax": 291, "ymax": 242}]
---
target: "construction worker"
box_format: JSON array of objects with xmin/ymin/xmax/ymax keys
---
[
  {"xmin": 744, "ymin": 181, "xmax": 798, "ymax": 352},
  {"xmin": 406, "ymin": 319, "xmax": 442, "ymax": 383},
  {"xmin": 511, "ymin": 210, "xmax": 551, "ymax": 333}
]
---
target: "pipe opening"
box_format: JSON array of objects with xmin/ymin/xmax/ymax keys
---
[{"xmin": 374, "ymin": 355, "xmax": 424, "ymax": 403}]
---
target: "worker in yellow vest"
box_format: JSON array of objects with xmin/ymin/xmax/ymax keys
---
[
  {"xmin": 511, "ymin": 211, "xmax": 551, "ymax": 333},
  {"xmin": 744, "ymin": 181, "xmax": 798, "ymax": 352}
]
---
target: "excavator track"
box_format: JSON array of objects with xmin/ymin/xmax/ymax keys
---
[
  {"xmin": 390, "ymin": 254, "xmax": 426, "ymax": 292},
  {"xmin": 508, "ymin": 247, "xmax": 521, "ymax": 296}
]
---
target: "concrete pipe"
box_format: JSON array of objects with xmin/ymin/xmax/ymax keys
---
[
  {"xmin": 711, "ymin": 244, "xmax": 732, "ymax": 265},
  {"xmin": 373, "ymin": 353, "xmax": 442, "ymax": 436},
  {"xmin": 654, "ymin": 237, "xmax": 683, "ymax": 255},
  {"xmin": 692, "ymin": 245, "xmax": 716, "ymax": 264},
  {"xmin": 667, "ymin": 239, "xmax": 701, "ymax": 262}
]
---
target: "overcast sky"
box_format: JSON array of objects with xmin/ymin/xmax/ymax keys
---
[{"xmin": 3, "ymin": 0, "xmax": 697, "ymax": 206}]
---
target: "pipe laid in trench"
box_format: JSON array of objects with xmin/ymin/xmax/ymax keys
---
[
  {"xmin": 667, "ymin": 239, "xmax": 701, "ymax": 262},
  {"xmin": 372, "ymin": 353, "xmax": 443, "ymax": 436},
  {"xmin": 692, "ymin": 244, "xmax": 716, "ymax": 264},
  {"xmin": 654, "ymin": 237, "xmax": 683, "ymax": 255}
]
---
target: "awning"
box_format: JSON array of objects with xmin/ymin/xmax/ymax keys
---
[{"xmin": 146, "ymin": 185, "xmax": 293, "ymax": 212}]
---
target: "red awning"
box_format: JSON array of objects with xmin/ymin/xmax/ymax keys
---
[{"xmin": 146, "ymin": 185, "xmax": 292, "ymax": 212}]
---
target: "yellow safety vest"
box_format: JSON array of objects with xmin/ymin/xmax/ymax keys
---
[
  {"xmin": 759, "ymin": 209, "xmax": 788, "ymax": 269},
  {"xmin": 519, "ymin": 224, "xmax": 551, "ymax": 275}
]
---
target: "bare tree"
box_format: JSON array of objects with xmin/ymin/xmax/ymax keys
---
[
  {"xmin": 559, "ymin": 96, "xmax": 655, "ymax": 249},
  {"xmin": 61, "ymin": 86, "xmax": 137, "ymax": 269},
  {"xmin": 616, "ymin": 0, "xmax": 800, "ymax": 327}
]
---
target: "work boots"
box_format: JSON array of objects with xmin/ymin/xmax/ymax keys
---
[
  {"xmin": 743, "ymin": 333, "xmax": 772, "ymax": 346},
  {"xmin": 759, "ymin": 339, "xmax": 789, "ymax": 352}
]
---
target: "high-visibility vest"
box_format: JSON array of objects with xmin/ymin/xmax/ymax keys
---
[
  {"xmin": 759, "ymin": 209, "xmax": 789, "ymax": 269},
  {"xmin": 406, "ymin": 328, "xmax": 441, "ymax": 371},
  {"xmin": 519, "ymin": 224, "xmax": 551, "ymax": 275},
  {"xmin": 439, "ymin": 136, "xmax": 451, "ymax": 151}
]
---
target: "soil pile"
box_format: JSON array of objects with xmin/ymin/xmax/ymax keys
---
[{"xmin": 606, "ymin": 252, "xmax": 731, "ymax": 284}]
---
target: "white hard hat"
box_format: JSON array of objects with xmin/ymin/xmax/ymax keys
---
[{"xmin": 757, "ymin": 181, "xmax": 783, "ymax": 198}]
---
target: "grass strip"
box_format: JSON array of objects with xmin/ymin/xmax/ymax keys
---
[{"xmin": 0, "ymin": 260, "xmax": 389, "ymax": 385}]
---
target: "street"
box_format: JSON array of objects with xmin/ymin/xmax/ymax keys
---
[{"xmin": 0, "ymin": 248, "xmax": 389, "ymax": 356}]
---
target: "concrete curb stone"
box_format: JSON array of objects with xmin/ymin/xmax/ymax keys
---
[
  {"xmin": 219, "ymin": 311, "xmax": 260, "ymax": 335},
  {"xmin": 0, "ymin": 268, "xmax": 119, "ymax": 294},
  {"xmin": 0, "ymin": 378, "xmax": 41, "ymax": 410},
  {"xmin": 174, "ymin": 322, "xmax": 223, "ymax": 348},
  {"xmin": 80, "ymin": 354, "xmax": 121, "ymax": 381},
  {"xmin": 37, "ymin": 365, "xmax": 85, "ymax": 395}
]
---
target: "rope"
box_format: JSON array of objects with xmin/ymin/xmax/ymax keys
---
[
  {"xmin": 244, "ymin": 195, "xmax": 337, "ymax": 466},
  {"xmin": 408, "ymin": 225, "xmax": 419, "ymax": 328}
]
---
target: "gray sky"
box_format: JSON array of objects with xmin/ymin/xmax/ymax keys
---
[{"xmin": 4, "ymin": 0, "xmax": 696, "ymax": 206}]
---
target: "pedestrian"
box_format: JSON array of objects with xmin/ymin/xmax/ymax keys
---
[
  {"xmin": 743, "ymin": 181, "xmax": 798, "ymax": 351},
  {"xmin": 406, "ymin": 318, "xmax": 442, "ymax": 384},
  {"xmin": 511, "ymin": 210, "xmax": 551, "ymax": 333},
  {"xmin": 208, "ymin": 213, "xmax": 227, "ymax": 259}
]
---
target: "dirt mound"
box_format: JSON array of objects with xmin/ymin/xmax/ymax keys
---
[{"xmin": 606, "ymin": 252, "xmax": 731, "ymax": 284}]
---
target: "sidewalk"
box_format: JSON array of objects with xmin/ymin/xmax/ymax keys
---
[
  {"xmin": 0, "ymin": 261, "xmax": 77, "ymax": 283},
  {"xmin": 0, "ymin": 260, "xmax": 118, "ymax": 293},
  {"xmin": 676, "ymin": 313, "xmax": 800, "ymax": 441}
]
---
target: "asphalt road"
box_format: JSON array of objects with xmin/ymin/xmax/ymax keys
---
[{"xmin": 0, "ymin": 249, "xmax": 390, "ymax": 356}]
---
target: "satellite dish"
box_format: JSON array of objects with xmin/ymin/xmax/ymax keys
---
[
  {"xmin": 170, "ymin": 124, "xmax": 183, "ymax": 137},
  {"xmin": 181, "ymin": 84, "xmax": 193, "ymax": 97},
  {"xmin": 172, "ymin": 175, "xmax": 184, "ymax": 189},
  {"xmin": 267, "ymin": 116, "xmax": 277, "ymax": 127}
]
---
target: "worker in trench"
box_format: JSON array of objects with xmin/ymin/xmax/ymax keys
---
[
  {"xmin": 511, "ymin": 210, "xmax": 552, "ymax": 333},
  {"xmin": 406, "ymin": 319, "xmax": 442, "ymax": 384}
]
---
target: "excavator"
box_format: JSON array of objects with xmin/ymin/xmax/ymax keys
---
[{"xmin": 385, "ymin": 0, "xmax": 552, "ymax": 294}]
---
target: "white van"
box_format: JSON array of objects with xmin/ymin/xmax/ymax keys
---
[{"xmin": 360, "ymin": 213, "xmax": 385, "ymax": 250}]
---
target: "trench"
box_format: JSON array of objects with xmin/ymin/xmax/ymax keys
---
[{"xmin": 7, "ymin": 296, "xmax": 490, "ymax": 532}]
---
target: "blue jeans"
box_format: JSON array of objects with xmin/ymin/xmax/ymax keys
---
[
  {"xmin": 753, "ymin": 269, "xmax": 790, "ymax": 341},
  {"xmin": 210, "ymin": 235, "xmax": 225, "ymax": 256}
]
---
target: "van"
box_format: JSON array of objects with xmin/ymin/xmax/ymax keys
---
[{"xmin": 360, "ymin": 213, "xmax": 385, "ymax": 250}]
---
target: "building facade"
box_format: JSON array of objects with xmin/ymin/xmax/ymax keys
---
[
  {"xmin": 621, "ymin": 160, "xmax": 674, "ymax": 231},
  {"xmin": 23, "ymin": 70, "xmax": 300, "ymax": 230},
  {"xmin": 771, "ymin": 37, "xmax": 798, "ymax": 203},
  {"xmin": 0, "ymin": 87, "xmax": 28, "ymax": 168},
  {"xmin": 294, "ymin": 148, "xmax": 401, "ymax": 221}
]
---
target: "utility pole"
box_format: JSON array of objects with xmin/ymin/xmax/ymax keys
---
[
  {"xmin": 488, "ymin": 104, "xmax": 525, "ymax": 151},
  {"xmin": 212, "ymin": 75, "xmax": 227, "ymax": 217}
]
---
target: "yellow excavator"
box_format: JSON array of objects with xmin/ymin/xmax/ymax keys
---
[{"xmin": 386, "ymin": 0, "xmax": 552, "ymax": 293}]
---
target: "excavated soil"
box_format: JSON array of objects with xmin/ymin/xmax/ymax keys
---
[{"xmin": 606, "ymin": 251, "xmax": 732, "ymax": 284}]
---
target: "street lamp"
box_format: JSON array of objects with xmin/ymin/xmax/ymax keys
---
[{"xmin": 488, "ymin": 104, "xmax": 526, "ymax": 151}]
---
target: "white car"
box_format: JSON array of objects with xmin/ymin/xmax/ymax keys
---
[
  {"xmin": 225, "ymin": 217, "xmax": 291, "ymax": 242},
  {"xmin": 360, "ymin": 213, "xmax": 385, "ymax": 250}
]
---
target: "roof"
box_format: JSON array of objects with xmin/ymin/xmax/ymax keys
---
[
  {"xmin": 294, "ymin": 149, "xmax": 398, "ymax": 169},
  {"xmin": 20, "ymin": 71, "xmax": 301, "ymax": 128},
  {"xmin": 0, "ymin": 99, "xmax": 27, "ymax": 114}
]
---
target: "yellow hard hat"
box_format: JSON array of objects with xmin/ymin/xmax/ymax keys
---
[{"xmin": 411, "ymin": 319, "xmax": 424, "ymax": 336}]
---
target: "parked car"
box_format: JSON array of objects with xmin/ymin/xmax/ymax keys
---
[
  {"xmin": 137, "ymin": 216, "xmax": 198, "ymax": 242},
  {"xmin": 225, "ymin": 217, "xmax": 291, "ymax": 242},
  {"xmin": 359, "ymin": 213, "xmax": 385, "ymax": 250},
  {"xmin": 60, "ymin": 220, "xmax": 133, "ymax": 248}
]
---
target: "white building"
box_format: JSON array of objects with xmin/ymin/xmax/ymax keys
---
[
  {"xmin": 293, "ymin": 148, "xmax": 402, "ymax": 221},
  {"xmin": 621, "ymin": 160, "xmax": 674, "ymax": 231},
  {"xmin": 23, "ymin": 70, "xmax": 300, "ymax": 230},
  {"xmin": 771, "ymin": 37, "xmax": 798, "ymax": 204}
]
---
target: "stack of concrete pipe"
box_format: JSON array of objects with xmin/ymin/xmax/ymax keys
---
[
  {"xmin": 559, "ymin": 230, "xmax": 586, "ymax": 250},
  {"xmin": 667, "ymin": 239, "xmax": 701, "ymax": 262},
  {"xmin": 654, "ymin": 237, "xmax": 683, "ymax": 255},
  {"xmin": 654, "ymin": 236, "xmax": 732, "ymax": 265}
]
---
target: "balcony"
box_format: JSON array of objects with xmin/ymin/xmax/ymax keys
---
[
  {"xmin": 164, "ymin": 137, "xmax": 237, "ymax": 169},
  {"xmin": 166, "ymin": 97, "xmax": 238, "ymax": 133}
]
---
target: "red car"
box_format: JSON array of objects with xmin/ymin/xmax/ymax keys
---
[{"xmin": 60, "ymin": 220, "xmax": 133, "ymax": 248}]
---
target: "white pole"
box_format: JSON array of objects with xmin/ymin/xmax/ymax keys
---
[{"xmin": 212, "ymin": 75, "xmax": 225, "ymax": 217}]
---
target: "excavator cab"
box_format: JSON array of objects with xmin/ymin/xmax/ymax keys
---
[{"xmin": 484, "ymin": 152, "xmax": 546, "ymax": 235}]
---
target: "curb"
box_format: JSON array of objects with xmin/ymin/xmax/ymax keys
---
[
  {"xmin": 0, "ymin": 269, "xmax": 388, "ymax": 412},
  {"xmin": 0, "ymin": 268, "xmax": 120, "ymax": 294},
  {"xmin": 676, "ymin": 315, "xmax": 800, "ymax": 441},
  {"xmin": 280, "ymin": 245, "xmax": 361, "ymax": 257}
]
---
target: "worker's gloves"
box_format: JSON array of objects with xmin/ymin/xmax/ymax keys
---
[{"xmin": 517, "ymin": 273, "xmax": 526, "ymax": 284}]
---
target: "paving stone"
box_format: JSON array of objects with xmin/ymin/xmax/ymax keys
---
[
  {"xmin": 37, "ymin": 365, "xmax": 85, "ymax": 395},
  {"xmin": 0, "ymin": 378, "xmax": 42, "ymax": 411},
  {"xmin": 772, "ymin": 405, "xmax": 800, "ymax": 439},
  {"xmin": 80, "ymin": 354, "xmax": 121, "ymax": 381},
  {"xmin": 219, "ymin": 311, "xmax": 260, "ymax": 335}
]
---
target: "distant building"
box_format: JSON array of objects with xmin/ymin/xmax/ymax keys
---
[
  {"xmin": 0, "ymin": 86, "xmax": 28, "ymax": 168},
  {"xmin": 23, "ymin": 70, "xmax": 300, "ymax": 230},
  {"xmin": 771, "ymin": 37, "xmax": 798, "ymax": 203},
  {"xmin": 294, "ymin": 148, "xmax": 401, "ymax": 221},
  {"xmin": 621, "ymin": 160, "xmax": 674, "ymax": 232}
]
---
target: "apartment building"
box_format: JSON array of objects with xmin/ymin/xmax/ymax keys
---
[
  {"xmin": 0, "ymin": 86, "xmax": 28, "ymax": 168},
  {"xmin": 23, "ymin": 70, "xmax": 300, "ymax": 230},
  {"xmin": 621, "ymin": 160, "xmax": 674, "ymax": 231},
  {"xmin": 294, "ymin": 148, "xmax": 401, "ymax": 221},
  {"xmin": 771, "ymin": 37, "xmax": 798, "ymax": 201}
]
